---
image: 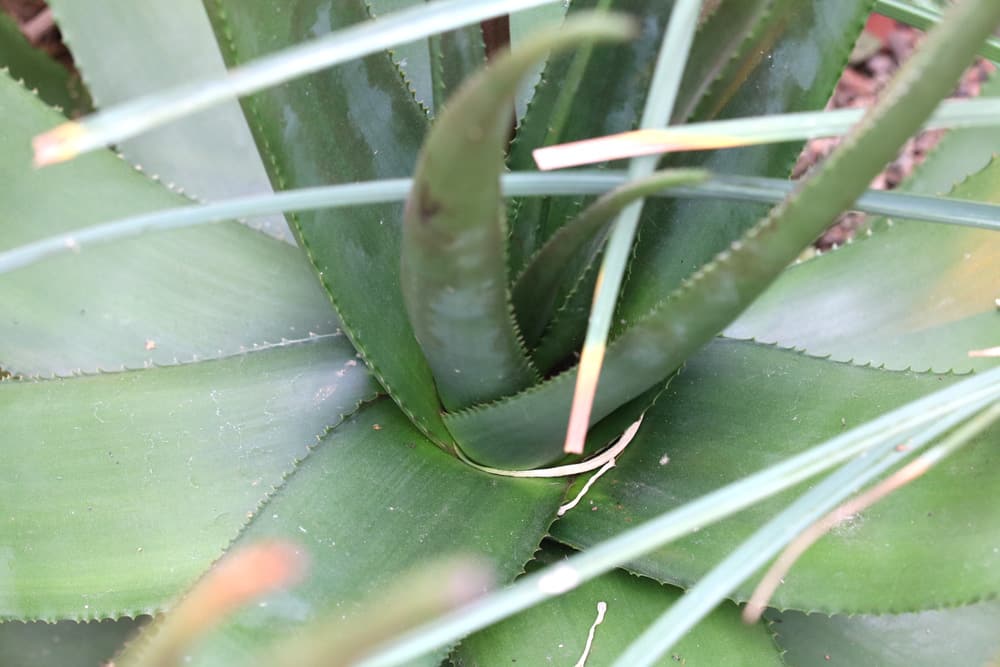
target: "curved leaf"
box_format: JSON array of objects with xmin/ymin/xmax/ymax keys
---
[
  {"xmin": 551, "ymin": 339, "xmax": 1000, "ymax": 613},
  {"xmin": 171, "ymin": 399, "xmax": 566, "ymax": 666},
  {"xmin": 402, "ymin": 16, "xmax": 638, "ymax": 408},
  {"xmin": 0, "ymin": 336, "xmax": 377, "ymax": 620},
  {"xmin": 617, "ymin": 0, "xmax": 873, "ymax": 329},
  {"xmin": 507, "ymin": 0, "xmax": 676, "ymax": 275},
  {"xmin": 454, "ymin": 543, "xmax": 783, "ymax": 667},
  {"xmin": 0, "ymin": 72, "xmax": 337, "ymax": 377},
  {"xmin": 204, "ymin": 0, "xmax": 453, "ymax": 444}
]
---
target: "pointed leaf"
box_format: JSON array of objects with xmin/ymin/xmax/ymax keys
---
[
  {"xmin": 551, "ymin": 339, "xmax": 1000, "ymax": 613},
  {"xmin": 618, "ymin": 0, "xmax": 873, "ymax": 328},
  {"xmin": 0, "ymin": 72, "xmax": 337, "ymax": 377},
  {"xmin": 403, "ymin": 15, "xmax": 633, "ymax": 409},
  {"xmin": 204, "ymin": 0, "xmax": 453, "ymax": 444},
  {"xmin": 512, "ymin": 169, "xmax": 707, "ymax": 348},
  {"xmin": 455, "ymin": 543, "xmax": 782, "ymax": 667},
  {"xmin": 169, "ymin": 399, "xmax": 566, "ymax": 665},
  {"xmin": 0, "ymin": 336, "xmax": 377, "ymax": 619}
]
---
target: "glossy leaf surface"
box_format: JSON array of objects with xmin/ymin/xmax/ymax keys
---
[
  {"xmin": 771, "ymin": 601, "xmax": 1000, "ymax": 666},
  {"xmin": 506, "ymin": 0, "xmax": 675, "ymax": 274},
  {"xmin": 618, "ymin": 0, "xmax": 873, "ymax": 329},
  {"xmin": 0, "ymin": 336, "xmax": 377, "ymax": 619},
  {"xmin": 455, "ymin": 543, "xmax": 783, "ymax": 667},
  {"xmin": 0, "ymin": 72, "xmax": 337, "ymax": 377},
  {"xmin": 180, "ymin": 399, "xmax": 566, "ymax": 666},
  {"xmin": 47, "ymin": 0, "xmax": 289, "ymax": 240},
  {"xmin": 552, "ymin": 339, "xmax": 1000, "ymax": 613},
  {"xmin": 205, "ymin": 0, "xmax": 453, "ymax": 444}
]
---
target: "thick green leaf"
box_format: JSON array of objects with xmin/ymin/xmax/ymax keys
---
[
  {"xmin": 551, "ymin": 339, "xmax": 1000, "ymax": 613},
  {"xmin": 455, "ymin": 542, "xmax": 783, "ymax": 667},
  {"xmin": 726, "ymin": 156, "xmax": 1000, "ymax": 374},
  {"xmin": 0, "ymin": 11, "xmax": 88, "ymax": 114},
  {"xmin": 771, "ymin": 601, "xmax": 1000, "ymax": 666},
  {"xmin": 0, "ymin": 618, "xmax": 144, "ymax": 667},
  {"xmin": 366, "ymin": 0, "xmax": 435, "ymax": 111},
  {"xmin": 513, "ymin": 169, "xmax": 707, "ymax": 349},
  {"xmin": 617, "ymin": 0, "xmax": 873, "ymax": 329},
  {"xmin": 48, "ymin": 0, "xmax": 290, "ymax": 241},
  {"xmin": 0, "ymin": 336, "xmax": 377, "ymax": 620},
  {"xmin": 205, "ymin": 0, "xmax": 454, "ymax": 444},
  {"xmin": 171, "ymin": 399, "xmax": 566, "ymax": 666},
  {"xmin": 0, "ymin": 72, "xmax": 337, "ymax": 377},
  {"xmin": 403, "ymin": 16, "xmax": 632, "ymax": 410},
  {"xmin": 506, "ymin": 0, "xmax": 676, "ymax": 275}
]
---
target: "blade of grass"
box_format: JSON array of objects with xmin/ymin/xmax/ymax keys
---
[
  {"xmin": 874, "ymin": 0, "xmax": 1000, "ymax": 63},
  {"xmin": 563, "ymin": 0, "xmax": 704, "ymax": 455},
  {"xmin": 3, "ymin": 172, "xmax": 998, "ymax": 277},
  {"xmin": 353, "ymin": 365, "xmax": 1000, "ymax": 667},
  {"xmin": 31, "ymin": 0, "xmax": 562, "ymax": 166},
  {"xmin": 533, "ymin": 97, "xmax": 1000, "ymax": 170},
  {"xmin": 744, "ymin": 401, "xmax": 1000, "ymax": 624},
  {"xmin": 610, "ymin": 396, "xmax": 996, "ymax": 667}
]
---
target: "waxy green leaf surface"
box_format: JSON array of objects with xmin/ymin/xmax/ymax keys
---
[
  {"xmin": 0, "ymin": 336, "xmax": 376, "ymax": 619},
  {"xmin": 0, "ymin": 73, "xmax": 336, "ymax": 377},
  {"xmin": 552, "ymin": 339, "xmax": 1000, "ymax": 613},
  {"xmin": 205, "ymin": 0, "xmax": 454, "ymax": 444}
]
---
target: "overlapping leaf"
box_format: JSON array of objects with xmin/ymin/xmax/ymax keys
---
[
  {"xmin": 47, "ymin": 0, "xmax": 289, "ymax": 240},
  {"xmin": 0, "ymin": 11, "xmax": 88, "ymax": 113},
  {"xmin": 771, "ymin": 601, "xmax": 1000, "ymax": 666},
  {"xmin": 552, "ymin": 339, "xmax": 1000, "ymax": 613},
  {"xmin": 205, "ymin": 0, "xmax": 453, "ymax": 444}
]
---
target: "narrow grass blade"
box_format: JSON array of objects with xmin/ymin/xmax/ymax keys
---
[
  {"xmin": 512, "ymin": 169, "xmax": 708, "ymax": 346},
  {"xmin": 564, "ymin": 0, "xmax": 704, "ymax": 455},
  {"xmin": 874, "ymin": 0, "xmax": 1000, "ymax": 62},
  {"xmin": 533, "ymin": 98, "xmax": 1000, "ymax": 170},
  {"xmin": 400, "ymin": 14, "xmax": 634, "ymax": 410},
  {"xmin": 31, "ymin": 0, "xmax": 562, "ymax": 166},
  {"xmin": 354, "ymin": 365, "xmax": 1000, "ymax": 667},
  {"xmin": 3, "ymin": 172, "xmax": 997, "ymax": 278},
  {"xmin": 610, "ymin": 396, "xmax": 996, "ymax": 667}
]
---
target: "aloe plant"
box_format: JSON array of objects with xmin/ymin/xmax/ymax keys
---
[{"xmin": 1, "ymin": 0, "xmax": 999, "ymax": 665}]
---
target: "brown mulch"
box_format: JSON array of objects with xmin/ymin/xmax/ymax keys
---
[{"xmin": 794, "ymin": 18, "xmax": 996, "ymax": 248}]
